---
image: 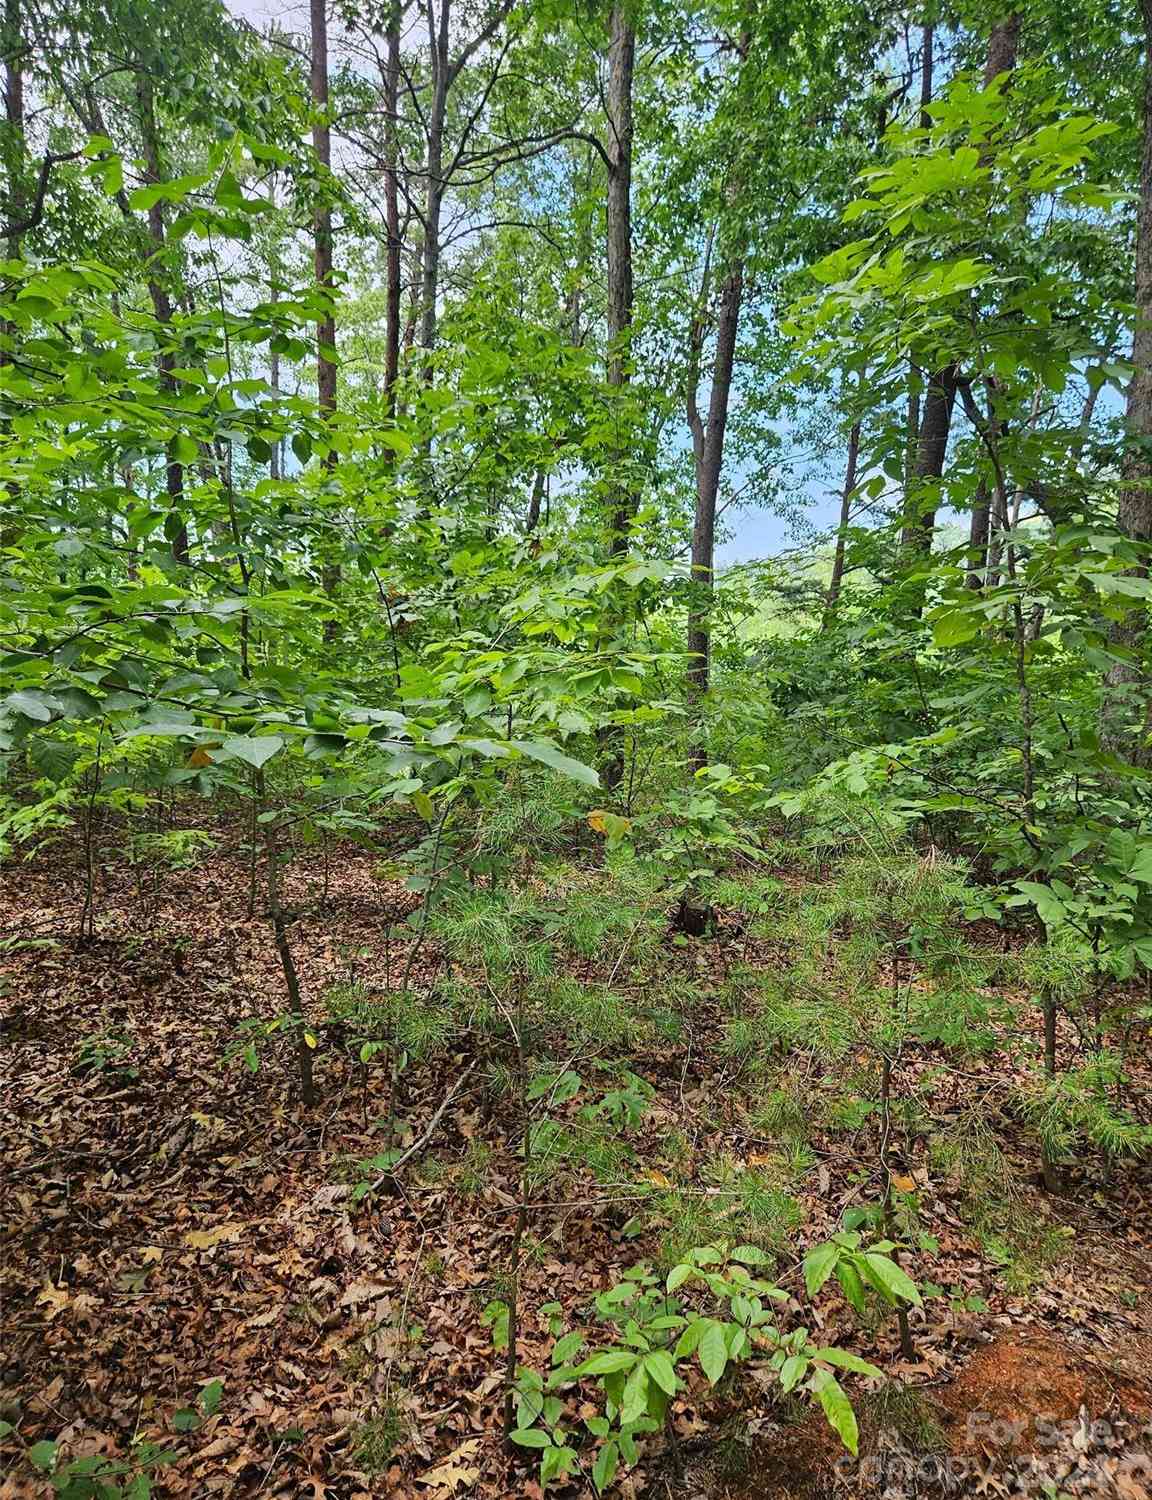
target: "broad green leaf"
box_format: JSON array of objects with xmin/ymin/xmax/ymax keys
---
[
  {"xmin": 509, "ymin": 1428, "xmax": 551, "ymax": 1449},
  {"xmin": 644, "ymin": 1350, "xmax": 678, "ymax": 1395},
  {"xmin": 811, "ymin": 1369, "xmax": 859, "ymax": 1455},
  {"xmin": 812, "ymin": 1348, "xmax": 883, "ymax": 1377},
  {"xmin": 510, "ymin": 739, "xmax": 600, "ymax": 787},
  {"xmin": 576, "ymin": 1350, "xmax": 637, "ymax": 1376},
  {"xmin": 551, "ymin": 1331, "xmax": 584, "ymax": 1366},
  {"xmin": 803, "ymin": 1241, "xmax": 840, "ymax": 1296},
  {"xmin": 697, "ymin": 1320, "xmax": 729, "ymax": 1384},
  {"xmin": 666, "ymin": 1262, "xmax": 693, "ymax": 1293},
  {"xmin": 592, "ymin": 1439, "xmax": 619, "ymax": 1494},
  {"xmin": 861, "ymin": 1253, "xmax": 921, "ymax": 1307},
  {"xmin": 222, "ymin": 735, "xmax": 285, "ymax": 769}
]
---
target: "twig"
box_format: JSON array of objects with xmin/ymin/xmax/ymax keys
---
[{"xmin": 365, "ymin": 1057, "xmax": 480, "ymax": 1193}]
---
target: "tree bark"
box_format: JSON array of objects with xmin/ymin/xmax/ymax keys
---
[
  {"xmin": 824, "ymin": 414, "xmax": 862, "ymax": 625},
  {"xmin": 605, "ymin": 3, "xmax": 635, "ymax": 554},
  {"xmin": 686, "ymin": 259, "xmax": 743, "ymax": 756},
  {"xmin": 419, "ymin": 0, "xmax": 450, "ymax": 381},
  {"xmin": 135, "ymin": 72, "xmax": 188, "ymax": 566},
  {"xmin": 383, "ymin": 0, "xmax": 402, "ymax": 414},
  {"xmin": 901, "ymin": 16, "xmax": 1020, "ymax": 580},
  {"xmin": 310, "ymin": 0, "xmax": 340, "ymax": 631},
  {"xmin": 900, "ymin": 365, "xmax": 957, "ymax": 555},
  {"xmin": 983, "ymin": 14, "xmax": 1021, "ymax": 85},
  {"xmin": 1101, "ymin": 1, "xmax": 1152, "ymax": 762},
  {"xmin": 2, "ymin": 0, "xmax": 25, "ymax": 264}
]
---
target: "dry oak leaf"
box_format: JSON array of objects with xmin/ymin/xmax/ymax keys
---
[
  {"xmin": 416, "ymin": 1438, "xmax": 483, "ymax": 1494},
  {"xmin": 36, "ymin": 1281, "xmax": 70, "ymax": 1320},
  {"xmin": 183, "ymin": 1222, "xmax": 244, "ymax": 1250}
]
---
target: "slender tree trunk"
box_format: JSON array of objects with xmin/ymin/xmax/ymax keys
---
[
  {"xmin": 135, "ymin": 72, "xmax": 188, "ymax": 565},
  {"xmin": 900, "ymin": 365, "xmax": 957, "ymax": 555},
  {"xmin": 420, "ymin": 0, "xmax": 450, "ymax": 381},
  {"xmin": 824, "ymin": 414, "xmax": 862, "ymax": 625},
  {"xmin": 686, "ymin": 258, "xmax": 744, "ymax": 768},
  {"xmin": 605, "ymin": 3, "xmax": 635, "ymax": 554},
  {"xmin": 1101, "ymin": 1, "xmax": 1152, "ymax": 763},
  {"xmin": 1, "ymin": 0, "xmax": 25, "ymax": 541},
  {"xmin": 384, "ymin": 0, "xmax": 402, "ymax": 413},
  {"xmin": 310, "ymin": 0, "xmax": 340, "ymax": 631},
  {"xmin": 902, "ymin": 21, "xmax": 934, "ymax": 485},
  {"xmin": 3, "ymin": 0, "xmax": 25, "ymax": 265},
  {"xmin": 965, "ymin": 479, "xmax": 990, "ymax": 589},
  {"xmin": 525, "ymin": 467, "xmax": 545, "ymax": 533},
  {"xmin": 902, "ymin": 16, "xmax": 1020, "ymax": 587}
]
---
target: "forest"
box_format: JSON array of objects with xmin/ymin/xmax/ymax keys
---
[{"xmin": 2, "ymin": 0, "xmax": 1152, "ymax": 1493}]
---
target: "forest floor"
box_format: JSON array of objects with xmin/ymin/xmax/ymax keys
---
[{"xmin": 3, "ymin": 827, "xmax": 1152, "ymax": 1499}]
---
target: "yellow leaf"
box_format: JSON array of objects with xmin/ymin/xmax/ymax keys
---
[
  {"xmin": 183, "ymin": 1223, "xmax": 243, "ymax": 1250},
  {"xmin": 36, "ymin": 1281, "xmax": 71, "ymax": 1320},
  {"xmin": 142, "ymin": 1245, "xmax": 164, "ymax": 1265},
  {"xmin": 416, "ymin": 1439, "xmax": 483, "ymax": 1493},
  {"xmin": 891, "ymin": 1174, "xmax": 917, "ymax": 1194},
  {"xmin": 644, "ymin": 1169, "xmax": 672, "ymax": 1188},
  {"xmin": 587, "ymin": 809, "xmax": 632, "ymax": 840},
  {"xmin": 304, "ymin": 1030, "xmax": 318, "ymax": 1049}
]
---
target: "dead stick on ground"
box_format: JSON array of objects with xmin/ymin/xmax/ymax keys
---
[{"xmin": 363, "ymin": 1057, "xmax": 480, "ymax": 1195}]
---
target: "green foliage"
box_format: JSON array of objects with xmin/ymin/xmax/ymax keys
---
[{"xmin": 509, "ymin": 1239, "xmax": 913, "ymax": 1489}]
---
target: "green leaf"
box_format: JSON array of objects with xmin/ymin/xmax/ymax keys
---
[
  {"xmin": 730, "ymin": 1244, "xmax": 772, "ymax": 1267},
  {"xmin": 620, "ymin": 1360, "xmax": 650, "ymax": 1424},
  {"xmin": 510, "ymin": 739, "xmax": 600, "ymax": 787},
  {"xmin": 673, "ymin": 1320, "xmax": 706, "ymax": 1359},
  {"xmin": 931, "ymin": 610, "xmax": 980, "ymax": 648},
  {"xmin": 509, "ymin": 1428, "xmax": 551, "ymax": 1449},
  {"xmin": 811, "ymin": 1369, "xmax": 859, "ymax": 1455},
  {"xmin": 861, "ymin": 1253, "xmax": 921, "ymax": 1307},
  {"xmin": 27, "ymin": 1440, "xmax": 57, "ymax": 1471},
  {"xmin": 551, "ymin": 1331, "xmax": 584, "ymax": 1366},
  {"xmin": 644, "ymin": 1351, "xmax": 678, "ymax": 1395},
  {"xmin": 666, "ymin": 1262, "xmax": 693, "ymax": 1293},
  {"xmin": 411, "ymin": 789, "xmax": 435, "ymax": 822},
  {"xmin": 803, "ymin": 1241, "xmax": 840, "ymax": 1297},
  {"xmin": 6, "ymin": 690, "xmax": 53, "ymax": 723},
  {"xmin": 199, "ymin": 1379, "xmax": 224, "ymax": 1415},
  {"xmin": 697, "ymin": 1320, "xmax": 729, "ymax": 1384},
  {"xmin": 221, "ymin": 735, "xmax": 285, "ymax": 769},
  {"xmin": 812, "ymin": 1348, "xmax": 883, "ymax": 1377},
  {"xmin": 592, "ymin": 1439, "xmax": 619, "ymax": 1494},
  {"xmin": 576, "ymin": 1350, "xmax": 637, "ymax": 1376},
  {"xmin": 780, "ymin": 1354, "xmax": 808, "ymax": 1393}
]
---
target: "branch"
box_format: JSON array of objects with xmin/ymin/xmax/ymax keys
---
[{"xmin": 3, "ymin": 148, "xmax": 86, "ymax": 240}]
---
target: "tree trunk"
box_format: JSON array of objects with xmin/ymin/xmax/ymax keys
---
[
  {"xmin": 526, "ymin": 467, "xmax": 545, "ymax": 532},
  {"xmin": 310, "ymin": 0, "xmax": 340, "ymax": 631},
  {"xmin": 687, "ymin": 258, "xmax": 744, "ymax": 764},
  {"xmin": 824, "ymin": 415, "xmax": 861, "ymax": 625},
  {"xmin": 900, "ymin": 365, "xmax": 957, "ymax": 555},
  {"xmin": 965, "ymin": 479, "xmax": 990, "ymax": 589},
  {"xmin": 901, "ymin": 17, "xmax": 1020, "ymax": 582},
  {"xmin": 3, "ymin": 0, "xmax": 24, "ymax": 264},
  {"xmin": 383, "ymin": 0, "xmax": 402, "ymax": 413},
  {"xmin": 135, "ymin": 72, "xmax": 188, "ymax": 566},
  {"xmin": 1101, "ymin": 1, "xmax": 1152, "ymax": 763},
  {"xmin": 605, "ymin": 2, "xmax": 635, "ymax": 554},
  {"xmin": 420, "ymin": 0, "xmax": 450, "ymax": 381},
  {"xmin": 983, "ymin": 14, "xmax": 1021, "ymax": 85}
]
